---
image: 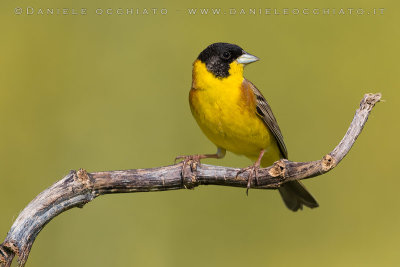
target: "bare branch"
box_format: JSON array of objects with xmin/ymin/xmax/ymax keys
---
[{"xmin": 0, "ymin": 93, "xmax": 381, "ymax": 267}]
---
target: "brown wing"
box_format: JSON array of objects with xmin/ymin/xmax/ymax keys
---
[
  {"xmin": 244, "ymin": 79, "xmax": 319, "ymax": 211},
  {"xmin": 245, "ymin": 79, "xmax": 288, "ymax": 159}
]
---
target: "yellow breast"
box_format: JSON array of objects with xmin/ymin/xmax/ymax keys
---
[{"xmin": 189, "ymin": 60, "xmax": 280, "ymax": 163}]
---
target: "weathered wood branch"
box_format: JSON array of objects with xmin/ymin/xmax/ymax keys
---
[{"xmin": 0, "ymin": 93, "xmax": 381, "ymax": 267}]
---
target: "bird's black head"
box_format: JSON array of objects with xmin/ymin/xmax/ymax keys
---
[{"xmin": 197, "ymin": 42, "xmax": 258, "ymax": 78}]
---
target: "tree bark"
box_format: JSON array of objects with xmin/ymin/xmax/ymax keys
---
[{"xmin": 0, "ymin": 93, "xmax": 381, "ymax": 267}]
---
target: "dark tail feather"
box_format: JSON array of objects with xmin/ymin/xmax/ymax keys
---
[{"xmin": 278, "ymin": 181, "xmax": 319, "ymax": 211}]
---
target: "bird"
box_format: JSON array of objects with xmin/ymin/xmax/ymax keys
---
[{"xmin": 177, "ymin": 42, "xmax": 318, "ymax": 211}]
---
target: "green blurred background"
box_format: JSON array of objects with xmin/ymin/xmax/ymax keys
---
[{"xmin": 0, "ymin": 0, "xmax": 399, "ymax": 266}]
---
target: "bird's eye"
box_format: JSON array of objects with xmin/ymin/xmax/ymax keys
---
[{"xmin": 222, "ymin": 51, "xmax": 231, "ymax": 59}]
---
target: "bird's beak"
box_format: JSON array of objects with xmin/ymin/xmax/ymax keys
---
[{"xmin": 236, "ymin": 52, "xmax": 260, "ymax": 65}]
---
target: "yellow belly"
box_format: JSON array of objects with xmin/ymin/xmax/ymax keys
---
[
  {"xmin": 190, "ymin": 60, "xmax": 282, "ymax": 166},
  {"xmin": 189, "ymin": 85, "xmax": 281, "ymax": 165}
]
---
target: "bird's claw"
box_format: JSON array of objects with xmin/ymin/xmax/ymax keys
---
[
  {"xmin": 174, "ymin": 155, "xmax": 202, "ymax": 188},
  {"xmin": 236, "ymin": 164, "xmax": 261, "ymax": 195},
  {"xmin": 174, "ymin": 155, "xmax": 202, "ymax": 168}
]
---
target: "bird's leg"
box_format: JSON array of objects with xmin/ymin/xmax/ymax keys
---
[
  {"xmin": 175, "ymin": 148, "xmax": 226, "ymax": 187},
  {"xmin": 236, "ymin": 149, "xmax": 265, "ymax": 195},
  {"xmin": 175, "ymin": 147, "xmax": 226, "ymax": 165}
]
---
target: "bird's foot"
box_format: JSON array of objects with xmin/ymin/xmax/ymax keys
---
[
  {"xmin": 174, "ymin": 155, "xmax": 203, "ymax": 188},
  {"xmin": 175, "ymin": 154, "xmax": 203, "ymax": 169},
  {"xmin": 236, "ymin": 162, "xmax": 261, "ymax": 195}
]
